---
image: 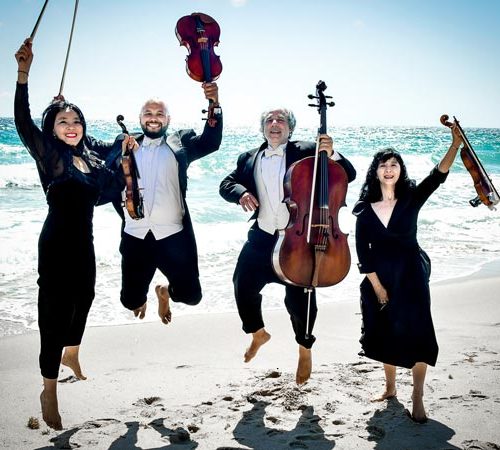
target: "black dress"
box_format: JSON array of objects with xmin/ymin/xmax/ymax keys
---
[
  {"xmin": 14, "ymin": 83, "xmax": 111, "ymax": 379},
  {"xmin": 353, "ymin": 166, "xmax": 448, "ymax": 369}
]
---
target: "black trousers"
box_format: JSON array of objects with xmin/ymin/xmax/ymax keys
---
[
  {"xmin": 233, "ymin": 225, "xmax": 317, "ymax": 348},
  {"xmin": 119, "ymin": 229, "xmax": 202, "ymax": 310},
  {"xmin": 37, "ymin": 225, "xmax": 95, "ymax": 380}
]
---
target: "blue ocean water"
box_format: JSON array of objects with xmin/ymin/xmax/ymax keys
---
[{"xmin": 1, "ymin": 117, "xmax": 499, "ymax": 337}]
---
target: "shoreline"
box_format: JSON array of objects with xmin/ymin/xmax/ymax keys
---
[
  {"xmin": 2, "ymin": 256, "xmax": 500, "ymax": 341},
  {"xmin": 1, "ymin": 260, "xmax": 500, "ymax": 448}
]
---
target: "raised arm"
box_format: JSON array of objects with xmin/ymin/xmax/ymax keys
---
[
  {"xmin": 14, "ymin": 82, "xmax": 42, "ymax": 156},
  {"xmin": 14, "ymin": 38, "xmax": 47, "ymax": 165},
  {"xmin": 438, "ymin": 121, "xmax": 463, "ymax": 173},
  {"xmin": 184, "ymin": 82, "xmax": 223, "ymax": 163}
]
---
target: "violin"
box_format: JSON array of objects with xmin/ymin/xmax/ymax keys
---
[
  {"xmin": 175, "ymin": 12, "xmax": 222, "ymax": 127},
  {"xmin": 440, "ymin": 114, "xmax": 499, "ymax": 210},
  {"xmin": 116, "ymin": 115, "xmax": 144, "ymax": 220}
]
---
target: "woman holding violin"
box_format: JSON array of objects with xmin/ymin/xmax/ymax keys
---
[
  {"xmin": 14, "ymin": 38, "xmax": 118, "ymax": 430},
  {"xmin": 353, "ymin": 124, "xmax": 463, "ymax": 423},
  {"xmin": 219, "ymin": 108, "xmax": 356, "ymax": 385}
]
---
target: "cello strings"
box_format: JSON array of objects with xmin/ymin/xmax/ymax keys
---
[{"xmin": 315, "ymin": 151, "xmax": 328, "ymax": 250}]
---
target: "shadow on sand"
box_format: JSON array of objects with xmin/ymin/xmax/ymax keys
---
[
  {"xmin": 34, "ymin": 418, "xmax": 199, "ymax": 450},
  {"xmin": 228, "ymin": 400, "xmax": 335, "ymax": 450},
  {"xmin": 366, "ymin": 397, "xmax": 460, "ymax": 450}
]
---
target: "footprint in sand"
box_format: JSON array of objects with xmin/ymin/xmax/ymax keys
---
[
  {"xmin": 468, "ymin": 390, "xmax": 489, "ymax": 399},
  {"xmin": 133, "ymin": 396, "xmax": 162, "ymax": 406}
]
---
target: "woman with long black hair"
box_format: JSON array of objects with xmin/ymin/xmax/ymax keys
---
[
  {"xmin": 14, "ymin": 37, "xmax": 119, "ymax": 430},
  {"xmin": 353, "ymin": 126, "xmax": 462, "ymax": 423}
]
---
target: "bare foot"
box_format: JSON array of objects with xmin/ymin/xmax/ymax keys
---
[
  {"xmin": 296, "ymin": 345, "xmax": 312, "ymax": 385},
  {"xmin": 40, "ymin": 386, "xmax": 62, "ymax": 430},
  {"xmin": 155, "ymin": 284, "xmax": 172, "ymax": 325},
  {"xmin": 133, "ymin": 302, "xmax": 147, "ymax": 319},
  {"xmin": 411, "ymin": 393, "xmax": 428, "ymax": 423},
  {"xmin": 371, "ymin": 389, "xmax": 397, "ymax": 402},
  {"xmin": 61, "ymin": 346, "xmax": 87, "ymax": 380},
  {"xmin": 244, "ymin": 329, "xmax": 271, "ymax": 362}
]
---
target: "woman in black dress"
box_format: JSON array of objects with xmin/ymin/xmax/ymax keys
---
[
  {"xmin": 353, "ymin": 126, "xmax": 462, "ymax": 423},
  {"xmin": 14, "ymin": 38, "xmax": 117, "ymax": 430}
]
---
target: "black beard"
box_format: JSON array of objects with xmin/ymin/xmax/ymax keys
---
[{"xmin": 141, "ymin": 123, "xmax": 168, "ymax": 139}]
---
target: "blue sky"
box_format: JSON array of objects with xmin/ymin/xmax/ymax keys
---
[{"xmin": 1, "ymin": 0, "xmax": 499, "ymax": 127}]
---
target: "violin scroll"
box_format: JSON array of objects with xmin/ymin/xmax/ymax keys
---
[
  {"xmin": 116, "ymin": 114, "xmax": 129, "ymax": 134},
  {"xmin": 440, "ymin": 114, "xmax": 453, "ymax": 128}
]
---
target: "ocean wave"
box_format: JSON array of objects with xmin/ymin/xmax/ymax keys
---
[
  {"xmin": 1, "ymin": 122, "xmax": 499, "ymax": 336},
  {"xmin": 0, "ymin": 163, "xmax": 40, "ymax": 189}
]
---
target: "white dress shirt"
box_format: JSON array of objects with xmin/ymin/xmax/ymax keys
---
[
  {"xmin": 254, "ymin": 143, "xmax": 290, "ymax": 235},
  {"xmin": 123, "ymin": 137, "xmax": 184, "ymax": 240}
]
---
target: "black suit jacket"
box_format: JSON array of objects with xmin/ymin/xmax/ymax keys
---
[
  {"xmin": 93, "ymin": 116, "xmax": 223, "ymax": 241},
  {"xmin": 219, "ymin": 140, "xmax": 356, "ymax": 220}
]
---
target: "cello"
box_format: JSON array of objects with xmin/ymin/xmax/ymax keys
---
[
  {"xmin": 116, "ymin": 115, "xmax": 144, "ymax": 220},
  {"xmin": 272, "ymin": 81, "xmax": 351, "ymax": 336},
  {"xmin": 175, "ymin": 12, "xmax": 222, "ymax": 127},
  {"xmin": 440, "ymin": 114, "xmax": 499, "ymax": 210}
]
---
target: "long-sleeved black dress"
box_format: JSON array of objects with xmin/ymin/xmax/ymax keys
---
[
  {"xmin": 14, "ymin": 83, "xmax": 112, "ymax": 379},
  {"xmin": 353, "ymin": 166, "xmax": 448, "ymax": 369}
]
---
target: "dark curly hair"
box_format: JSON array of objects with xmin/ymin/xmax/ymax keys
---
[
  {"xmin": 41, "ymin": 100, "xmax": 87, "ymax": 154},
  {"xmin": 359, "ymin": 148, "xmax": 415, "ymax": 202}
]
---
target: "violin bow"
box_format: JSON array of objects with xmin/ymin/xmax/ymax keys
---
[
  {"xmin": 30, "ymin": 0, "xmax": 49, "ymax": 41},
  {"xmin": 58, "ymin": 0, "xmax": 79, "ymax": 97}
]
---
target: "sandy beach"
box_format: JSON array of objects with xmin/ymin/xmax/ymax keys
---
[{"xmin": 1, "ymin": 262, "xmax": 499, "ymax": 450}]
